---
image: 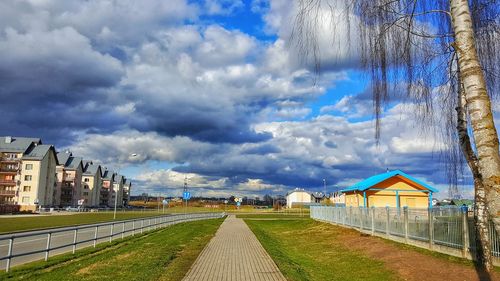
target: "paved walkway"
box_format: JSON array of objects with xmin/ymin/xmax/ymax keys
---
[{"xmin": 182, "ymin": 215, "xmax": 286, "ymax": 281}]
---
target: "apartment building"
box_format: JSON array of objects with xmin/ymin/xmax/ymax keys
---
[
  {"xmin": 55, "ymin": 151, "xmax": 83, "ymax": 207},
  {"xmin": 17, "ymin": 144, "xmax": 58, "ymax": 211},
  {"xmin": 81, "ymin": 161, "xmax": 103, "ymax": 207},
  {"xmin": 110, "ymin": 174, "xmax": 124, "ymax": 208},
  {"xmin": 100, "ymin": 169, "xmax": 113, "ymax": 207},
  {"xmin": 0, "ymin": 137, "xmax": 41, "ymax": 205},
  {"xmin": 123, "ymin": 179, "xmax": 132, "ymax": 206}
]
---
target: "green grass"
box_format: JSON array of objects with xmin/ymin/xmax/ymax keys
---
[
  {"xmin": 0, "ymin": 218, "xmax": 224, "ymax": 280},
  {"xmin": 236, "ymin": 213, "xmax": 309, "ymax": 219},
  {"xmin": 245, "ymin": 218, "xmax": 400, "ymax": 281},
  {"xmin": 0, "ymin": 209, "xmax": 224, "ymax": 234}
]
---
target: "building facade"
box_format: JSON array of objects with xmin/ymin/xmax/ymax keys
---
[
  {"xmin": 55, "ymin": 152, "xmax": 83, "ymax": 207},
  {"xmin": 341, "ymin": 170, "xmax": 438, "ymax": 209},
  {"xmin": 286, "ymin": 188, "xmax": 312, "ymax": 208},
  {"xmin": 82, "ymin": 161, "xmax": 102, "ymax": 207}
]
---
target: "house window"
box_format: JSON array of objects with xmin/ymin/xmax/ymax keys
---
[
  {"xmin": 83, "ymin": 192, "xmax": 89, "ymax": 196},
  {"xmin": 24, "ymin": 175, "xmax": 32, "ymax": 181},
  {"xmin": 84, "ymin": 185, "xmax": 89, "ymax": 189},
  {"xmin": 84, "ymin": 178, "xmax": 90, "ymax": 182},
  {"xmin": 25, "ymin": 164, "xmax": 33, "ymax": 170},
  {"xmin": 23, "ymin": 186, "xmax": 31, "ymax": 192},
  {"xmin": 22, "ymin": 196, "xmax": 30, "ymax": 203}
]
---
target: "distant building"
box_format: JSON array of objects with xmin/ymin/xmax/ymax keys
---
[
  {"xmin": 286, "ymin": 188, "xmax": 312, "ymax": 208},
  {"xmin": 331, "ymin": 191, "xmax": 346, "ymax": 206},
  {"xmin": 341, "ymin": 170, "xmax": 438, "ymax": 208},
  {"xmin": 0, "ymin": 137, "xmax": 41, "ymax": 206},
  {"xmin": 82, "ymin": 161, "xmax": 103, "ymax": 207},
  {"xmin": 55, "ymin": 151, "xmax": 83, "ymax": 207},
  {"xmin": 123, "ymin": 179, "xmax": 131, "ymax": 206},
  {"xmin": 100, "ymin": 169, "xmax": 114, "ymax": 207},
  {"xmin": 110, "ymin": 174, "xmax": 124, "ymax": 208}
]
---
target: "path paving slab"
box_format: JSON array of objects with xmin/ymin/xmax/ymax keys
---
[{"xmin": 182, "ymin": 215, "xmax": 286, "ymax": 281}]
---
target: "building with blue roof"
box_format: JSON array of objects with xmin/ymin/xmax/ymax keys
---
[{"xmin": 340, "ymin": 170, "xmax": 437, "ymax": 208}]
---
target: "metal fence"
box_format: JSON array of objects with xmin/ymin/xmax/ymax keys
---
[
  {"xmin": 0, "ymin": 212, "xmax": 225, "ymax": 272},
  {"xmin": 310, "ymin": 206, "xmax": 500, "ymax": 265}
]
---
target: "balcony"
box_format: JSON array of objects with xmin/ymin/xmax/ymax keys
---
[
  {"xmin": 0, "ymin": 190, "xmax": 16, "ymax": 196},
  {"xmin": 0, "ymin": 157, "xmax": 20, "ymax": 163},
  {"xmin": 0, "ymin": 179, "xmax": 16, "ymax": 186},
  {"xmin": 0, "ymin": 167, "xmax": 19, "ymax": 174}
]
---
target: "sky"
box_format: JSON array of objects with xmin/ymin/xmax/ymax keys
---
[{"xmin": 0, "ymin": 0, "xmax": 492, "ymax": 199}]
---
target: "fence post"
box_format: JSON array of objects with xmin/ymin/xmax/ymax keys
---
[
  {"xmin": 386, "ymin": 207, "xmax": 390, "ymax": 236},
  {"xmin": 132, "ymin": 220, "xmax": 135, "ymax": 236},
  {"xmin": 72, "ymin": 229, "xmax": 78, "ymax": 254},
  {"xmin": 45, "ymin": 232, "xmax": 52, "ymax": 261},
  {"xmin": 428, "ymin": 208, "xmax": 434, "ymax": 250},
  {"xmin": 94, "ymin": 226, "xmax": 98, "ymax": 247},
  {"xmin": 6, "ymin": 237, "xmax": 13, "ymax": 272},
  {"xmin": 349, "ymin": 206, "xmax": 353, "ymax": 226},
  {"xmin": 121, "ymin": 222, "xmax": 125, "ymax": 239},
  {"xmin": 360, "ymin": 207, "xmax": 364, "ymax": 230},
  {"xmin": 371, "ymin": 207, "xmax": 375, "ymax": 235},
  {"xmin": 109, "ymin": 223, "xmax": 114, "ymax": 243},
  {"xmin": 403, "ymin": 206, "xmax": 409, "ymax": 244},
  {"xmin": 462, "ymin": 208, "xmax": 469, "ymax": 258},
  {"xmin": 141, "ymin": 219, "xmax": 144, "ymax": 234}
]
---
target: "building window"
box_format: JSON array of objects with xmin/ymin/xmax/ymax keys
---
[
  {"xmin": 23, "ymin": 186, "xmax": 31, "ymax": 192},
  {"xmin": 24, "ymin": 175, "xmax": 32, "ymax": 181},
  {"xmin": 84, "ymin": 178, "xmax": 90, "ymax": 182},
  {"xmin": 83, "ymin": 192, "xmax": 89, "ymax": 196},
  {"xmin": 25, "ymin": 164, "xmax": 33, "ymax": 170},
  {"xmin": 84, "ymin": 185, "xmax": 89, "ymax": 189},
  {"xmin": 22, "ymin": 196, "xmax": 30, "ymax": 203}
]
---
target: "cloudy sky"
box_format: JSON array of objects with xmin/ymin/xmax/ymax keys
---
[{"xmin": 0, "ymin": 0, "xmax": 490, "ymax": 199}]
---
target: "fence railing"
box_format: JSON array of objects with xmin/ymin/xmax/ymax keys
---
[
  {"xmin": 310, "ymin": 206, "xmax": 500, "ymax": 265},
  {"xmin": 0, "ymin": 212, "xmax": 225, "ymax": 272}
]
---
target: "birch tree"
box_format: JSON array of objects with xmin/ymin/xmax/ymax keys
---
[{"xmin": 293, "ymin": 0, "xmax": 499, "ymax": 271}]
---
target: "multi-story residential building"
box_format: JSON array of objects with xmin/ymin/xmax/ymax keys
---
[
  {"xmin": 55, "ymin": 151, "xmax": 83, "ymax": 207},
  {"xmin": 123, "ymin": 179, "xmax": 132, "ymax": 206},
  {"xmin": 110, "ymin": 174, "xmax": 124, "ymax": 208},
  {"xmin": 81, "ymin": 161, "xmax": 102, "ymax": 207},
  {"xmin": 0, "ymin": 137, "xmax": 41, "ymax": 206},
  {"xmin": 17, "ymin": 144, "xmax": 58, "ymax": 211},
  {"xmin": 100, "ymin": 169, "xmax": 113, "ymax": 207}
]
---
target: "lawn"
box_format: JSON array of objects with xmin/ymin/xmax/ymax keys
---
[
  {"xmin": 245, "ymin": 218, "xmax": 399, "ymax": 281},
  {"xmin": 0, "ymin": 210, "xmax": 220, "ymax": 234},
  {"xmin": 0, "ymin": 218, "xmax": 224, "ymax": 280},
  {"xmin": 236, "ymin": 213, "xmax": 309, "ymax": 219}
]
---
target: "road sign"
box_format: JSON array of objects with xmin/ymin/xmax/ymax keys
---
[
  {"xmin": 236, "ymin": 201, "xmax": 241, "ymax": 207},
  {"xmin": 183, "ymin": 191, "xmax": 191, "ymax": 200}
]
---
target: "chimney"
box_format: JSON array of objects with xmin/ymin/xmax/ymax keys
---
[{"xmin": 5, "ymin": 136, "xmax": 12, "ymax": 144}]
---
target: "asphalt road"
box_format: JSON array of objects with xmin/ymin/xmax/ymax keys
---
[{"xmin": 0, "ymin": 213, "xmax": 222, "ymax": 271}]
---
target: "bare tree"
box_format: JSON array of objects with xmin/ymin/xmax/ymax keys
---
[{"xmin": 293, "ymin": 0, "xmax": 499, "ymax": 271}]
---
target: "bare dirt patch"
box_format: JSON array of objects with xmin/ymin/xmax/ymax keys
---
[{"xmin": 336, "ymin": 226, "xmax": 500, "ymax": 281}]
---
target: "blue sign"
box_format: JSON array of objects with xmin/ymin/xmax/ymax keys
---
[
  {"xmin": 236, "ymin": 201, "xmax": 241, "ymax": 206},
  {"xmin": 183, "ymin": 192, "xmax": 191, "ymax": 200}
]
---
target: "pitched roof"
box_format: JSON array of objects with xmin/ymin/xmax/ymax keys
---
[
  {"xmin": 341, "ymin": 170, "xmax": 438, "ymax": 193},
  {"xmin": 66, "ymin": 156, "xmax": 83, "ymax": 170},
  {"xmin": 286, "ymin": 188, "xmax": 311, "ymax": 196},
  {"xmin": 0, "ymin": 136, "xmax": 41, "ymax": 153},
  {"xmin": 57, "ymin": 151, "xmax": 72, "ymax": 166},
  {"xmin": 22, "ymin": 145, "xmax": 55, "ymax": 161},
  {"xmin": 114, "ymin": 174, "xmax": 124, "ymax": 184},
  {"xmin": 83, "ymin": 161, "xmax": 101, "ymax": 176},
  {"xmin": 102, "ymin": 169, "xmax": 114, "ymax": 180}
]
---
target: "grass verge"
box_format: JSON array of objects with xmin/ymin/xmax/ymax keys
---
[
  {"xmin": 245, "ymin": 218, "xmax": 399, "ymax": 281},
  {"xmin": 0, "ymin": 210, "xmax": 222, "ymax": 234},
  {"xmin": 0, "ymin": 218, "xmax": 223, "ymax": 280}
]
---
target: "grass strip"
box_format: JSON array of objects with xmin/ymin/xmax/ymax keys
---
[
  {"xmin": 245, "ymin": 218, "xmax": 399, "ymax": 281},
  {"xmin": 0, "ymin": 218, "xmax": 223, "ymax": 281}
]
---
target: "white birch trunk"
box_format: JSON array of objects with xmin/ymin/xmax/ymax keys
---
[{"xmin": 450, "ymin": 0, "xmax": 500, "ymax": 271}]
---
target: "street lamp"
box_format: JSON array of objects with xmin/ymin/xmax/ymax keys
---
[{"xmin": 114, "ymin": 153, "xmax": 137, "ymax": 219}]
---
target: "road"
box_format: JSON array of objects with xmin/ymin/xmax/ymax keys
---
[{"xmin": 0, "ymin": 213, "xmax": 222, "ymax": 271}]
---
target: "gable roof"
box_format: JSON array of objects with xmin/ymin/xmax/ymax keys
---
[
  {"xmin": 286, "ymin": 188, "xmax": 311, "ymax": 196},
  {"xmin": 102, "ymin": 169, "xmax": 114, "ymax": 180},
  {"xmin": 83, "ymin": 161, "xmax": 101, "ymax": 176},
  {"xmin": 341, "ymin": 170, "xmax": 438, "ymax": 193},
  {"xmin": 66, "ymin": 156, "xmax": 83, "ymax": 170},
  {"xmin": 22, "ymin": 145, "xmax": 58, "ymax": 163},
  {"xmin": 57, "ymin": 151, "xmax": 72, "ymax": 166},
  {"xmin": 0, "ymin": 136, "xmax": 41, "ymax": 153}
]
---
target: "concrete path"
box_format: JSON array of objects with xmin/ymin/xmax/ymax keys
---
[{"xmin": 183, "ymin": 215, "xmax": 286, "ymax": 281}]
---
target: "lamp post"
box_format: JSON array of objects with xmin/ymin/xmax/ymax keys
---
[{"xmin": 113, "ymin": 153, "xmax": 137, "ymax": 220}]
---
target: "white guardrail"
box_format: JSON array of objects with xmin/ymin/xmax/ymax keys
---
[{"xmin": 0, "ymin": 212, "xmax": 225, "ymax": 272}]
